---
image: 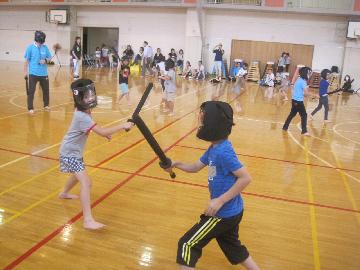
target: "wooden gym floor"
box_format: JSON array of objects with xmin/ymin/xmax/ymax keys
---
[{"xmin": 0, "ymin": 61, "xmax": 359, "ymax": 270}]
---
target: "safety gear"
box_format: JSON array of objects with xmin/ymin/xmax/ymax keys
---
[
  {"xmin": 165, "ymin": 59, "xmax": 175, "ymax": 71},
  {"xmin": 196, "ymin": 101, "xmax": 234, "ymax": 141},
  {"xmin": 34, "ymin": 31, "xmax": 46, "ymax": 44},
  {"xmin": 71, "ymin": 79, "xmax": 97, "ymax": 110}
]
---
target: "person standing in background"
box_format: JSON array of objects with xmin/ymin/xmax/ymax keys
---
[
  {"xmin": 71, "ymin": 36, "xmax": 82, "ymax": 79},
  {"xmin": 213, "ymin": 43, "xmax": 224, "ymax": 80}
]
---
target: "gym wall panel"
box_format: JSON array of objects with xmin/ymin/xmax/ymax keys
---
[
  {"xmin": 204, "ymin": 9, "xmax": 347, "ymax": 73},
  {"xmin": 230, "ymin": 40, "xmax": 314, "ymax": 76}
]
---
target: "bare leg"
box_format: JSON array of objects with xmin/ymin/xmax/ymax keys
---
[
  {"xmin": 168, "ymin": 101, "xmax": 174, "ymax": 113},
  {"xmin": 180, "ymin": 266, "xmax": 194, "ymax": 270},
  {"xmin": 125, "ymin": 93, "xmax": 131, "ymax": 106},
  {"xmin": 75, "ymin": 170, "xmax": 105, "ymax": 230},
  {"xmin": 117, "ymin": 93, "xmax": 124, "ymax": 104},
  {"xmin": 59, "ymin": 174, "xmax": 79, "ymax": 199},
  {"xmin": 241, "ymin": 256, "xmax": 260, "ymax": 270}
]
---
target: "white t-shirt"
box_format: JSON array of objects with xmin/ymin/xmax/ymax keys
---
[
  {"xmin": 265, "ymin": 73, "xmax": 275, "ymax": 87},
  {"xmin": 143, "ymin": 45, "xmax": 153, "ymax": 58},
  {"xmin": 164, "ymin": 69, "xmax": 176, "ymax": 93},
  {"xmin": 157, "ymin": 62, "xmax": 165, "ymax": 72},
  {"xmin": 236, "ymin": 68, "xmax": 247, "ymax": 77},
  {"xmin": 102, "ymin": 48, "xmax": 108, "ymax": 57}
]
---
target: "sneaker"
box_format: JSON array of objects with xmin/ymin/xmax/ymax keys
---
[
  {"xmin": 29, "ymin": 109, "xmax": 34, "ymax": 114},
  {"xmin": 44, "ymin": 106, "xmax": 50, "ymax": 112}
]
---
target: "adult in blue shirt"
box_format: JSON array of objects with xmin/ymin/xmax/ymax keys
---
[
  {"xmin": 213, "ymin": 43, "xmax": 224, "ymax": 79},
  {"xmin": 24, "ymin": 31, "xmax": 52, "ymax": 114},
  {"xmin": 164, "ymin": 101, "xmax": 260, "ymax": 270},
  {"xmin": 283, "ymin": 67, "xmax": 313, "ymax": 136}
]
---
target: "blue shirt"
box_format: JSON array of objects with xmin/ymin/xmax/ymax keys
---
[
  {"xmin": 292, "ymin": 78, "xmax": 308, "ymax": 101},
  {"xmin": 200, "ymin": 140, "xmax": 243, "ymax": 218},
  {"xmin": 231, "ymin": 66, "xmax": 240, "ymax": 77},
  {"xmin": 24, "ymin": 43, "xmax": 51, "ymax": 76},
  {"xmin": 213, "ymin": 49, "xmax": 224, "ymax": 62},
  {"xmin": 319, "ymin": 79, "xmax": 329, "ymax": 96}
]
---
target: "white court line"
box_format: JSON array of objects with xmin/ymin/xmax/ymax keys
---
[
  {"xmin": 236, "ymin": 116, "xmax": 360, "ymax": 184},
  {"xmin": 296, "ymin": 123, "xmax": 329, "ymax": 143},
  {"xmin": 0, "ymin": 85, "xmax": 203, "ymax": 169},
  {"xmin": 0, "ymin": 101, "xmax": 74, "ymax": 120},
  {"xmin": 288, "ymin": 130, "xmax": 360, "ymax": 184},
  {"xmin": 0, "ymin": 143, "xmax": 61, "ymax": 169},
  {"xmin": 333, "ymin": 122, "xmax": 360, "ymax": 145}
]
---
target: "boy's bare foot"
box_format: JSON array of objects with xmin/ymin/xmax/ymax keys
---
[
  {"xmin": 83, "ymin": 220, "xmax": 106, "ymax": 230},
  {"xmin": 58, "ymin": 192, "xmax": 79, "ymax": 199}
]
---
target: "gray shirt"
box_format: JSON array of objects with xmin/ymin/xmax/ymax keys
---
[
  {"xmin": 164, "ymin": 69, "xmax": 176, "ymax": 93},
  {"xmin": 60, "ymin": 110, "xmax": 95, "ymax": 158}
]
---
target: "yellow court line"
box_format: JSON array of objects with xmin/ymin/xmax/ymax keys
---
[
  {"xmin": 0, "ymin": 84, "xmax": 203, "ymax": 170},
  {"xmin": 0, "ymin": 101, "xmax": 74, "ymax": 120},
  {"xmin": 0, "ymin": 206, "xmax": 20, "ymax": 215},
  {"xmin": 3, "ymin": 111, "xmax": 195, "ymax": 224},
  {"xmin": 303, "ymin": 137, "xmax": 321, "ymax": 270},
  {"xmin": 0, "ymin": 85, "xmax": 204, "ymax": 194},
  {"xmin": 323, "ymin": 127, "xmax": 360, "ymax": 225}
]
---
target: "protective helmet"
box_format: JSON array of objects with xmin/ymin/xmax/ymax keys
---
[
  {"xmin": 34, "ymin": 31, "xmax": 46, "ymax": 44},
  {"xmin": 165, "ymin": 59, "xmax": 175, "ymax": 71},
  {"xmin": 320, "ymin": 69, "xmax": 331, "ymax": 80},
  {"xmin": 71, "ymin": 79, "xmax": 97, "ymax": 110},
  {"xmin": 299, "ymin": 66, "xmax": 312, "ymax": 81},
  {"xmin": 196, "ymin": 101, "xmax": 234, "ymax": 142}
]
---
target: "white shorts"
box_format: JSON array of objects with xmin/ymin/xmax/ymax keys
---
[
  {"xmin": 163, "ymin": 91, "xmax": 175, "ymax": 102},
  {"xmin": 214, "ymin": 61, "xmax": 222, "ymax": 75}
]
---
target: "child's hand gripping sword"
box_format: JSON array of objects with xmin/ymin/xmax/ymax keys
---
[{"xmin": 129, "ymin": 83, "xmax": 176, "ymax": 179}]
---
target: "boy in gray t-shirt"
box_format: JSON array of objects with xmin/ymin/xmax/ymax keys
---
[
  {"xmin": 59, "ymin": 79, "xmax": 133, "ymax": 230},
  {"xmin": 160, "ymin": 60, "xmax": 176, "ymax": 116}
]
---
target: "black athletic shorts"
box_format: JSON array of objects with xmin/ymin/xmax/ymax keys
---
[{"xmin": 177, "ymin": 211, "xmax": 249, "ymax": 267}]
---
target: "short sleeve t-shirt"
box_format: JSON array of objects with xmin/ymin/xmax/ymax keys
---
[
  {"xmin": 319, "ymin": 79, "xmax": 329, "ymax": 96},
  {"xmin": 24, "ymin": 43, "xmax": 51, "ymax": 76},
  {"xmin": 119, "ymin": 66, "xmax": 130, "ymax": 84},
  {"xmin": 213, "ymin": 49, "xmax": 224, "ymax": 61},
  {"xmin": 60, "ymin": 111, "xmax": 96, "ymax": 158},
  {"xmin": 200, "ymin": 140, "xmax": 244, "ymax": 218},
  {"xmin": 71, "ymin": 44, "xmax": 81, "ymax": 59},
  {"xmin": 293, "ymin": 78, "xmax": 308, "ymax": 101},
  {"xmin": 164, "ymin": 69, "xmax": 176, "ymax": 93}
]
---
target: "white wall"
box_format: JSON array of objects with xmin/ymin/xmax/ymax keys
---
[
  {"xmin": 342, "ymin": 39, "xmax": 360, "ymax": 90},
  {"xmin": 76, "ymin": 6, "xmax": 186, "ymax": 59},
  {"xmin": 0, "ymin": 7, "xmax": 73, "ymax": 65},
  {"xmin": 204, "ymin": 9, "xmax": 348, "ymax": 73},
  {"xmin": 1, "ymin": 5, "xmax": 358, "ymax": 87}
]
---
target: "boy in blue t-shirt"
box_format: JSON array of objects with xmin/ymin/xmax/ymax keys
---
[
  {"xmin": 310, "ymin": 69, "xmax": 331, "ymax": 122},
  {"xmin": 164, "ymin": 101, "xmax": 260, "ymax": 270},
  {"xmin": 24, "ymin": 31, "xmax": 52, "ymax": 114}
]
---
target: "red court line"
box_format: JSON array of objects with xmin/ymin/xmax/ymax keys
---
[
  {"xmin": 3, "ymin": 126, "xmax": 197, "ymax": 270},
  {"xmin": 175, "ymin": 145, "xmax": 360, "ymax": 173},
  {"xmin": 1, "ymin": 139, "xmax": 359, "ymax": 215},
  {"xmin": 96, "ymin": 166, "xmax": 360, "ymax": 214},
  {"xmin": 0, "ymin": 108, "xmax": 196, "ymax": 167}
]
